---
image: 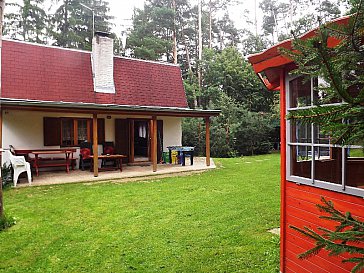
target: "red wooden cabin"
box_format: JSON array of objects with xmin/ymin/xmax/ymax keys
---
[{"xmin": 248, "ymin": 16, "xmax": 364, "ymax": 273}]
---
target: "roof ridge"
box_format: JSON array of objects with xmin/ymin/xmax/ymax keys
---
[
  {"xmin": 3, "ymin": 38, "xmax": 91, "ymax": 54},
  {"xmin": 114, "ymin": 55, "xmax": 180, "ymax": 67},
  {"xmin": 3, "ymin": 38, "xmax": 180, "ymax": 67}
]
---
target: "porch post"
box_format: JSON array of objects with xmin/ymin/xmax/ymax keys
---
[
  {"xmin": 152, "ymin": 116, "xmax": 158, "ymax": 172},
  {"xmin": 205, "ymin": 117, "xmax": 210, "ymax": 166},
  {"xmin": 92, "ymin": 113, "xmax": 98, "ymax": 177}
]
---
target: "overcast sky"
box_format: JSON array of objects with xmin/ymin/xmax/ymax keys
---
[
  {"xmin": 6, "ymin": 0, "xmax": 259, "ymax": 36},
  {"xmin": 108, "ymin": 0, "xmax": 258, "ymax": 35}
]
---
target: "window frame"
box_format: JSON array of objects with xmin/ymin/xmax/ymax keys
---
[
  {"xmin": 44, "ymin": 117, "xmax": 105, "ymax": 147},
  {"xmin": 285, "ymin": 74, "xmax": 363, "ymax": 197},
  {"xmin": 61, "ymin": 118, "xmax": 92, "ymax": 147}
]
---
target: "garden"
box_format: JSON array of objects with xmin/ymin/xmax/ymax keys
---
[{"xmin": 0, "ymin": 154, "xmax": 280, "ymax": 273}]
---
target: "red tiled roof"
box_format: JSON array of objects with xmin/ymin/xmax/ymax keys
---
[{"xmin": 1, "ymin": 39, "xmax": 188, "ymax": 108}]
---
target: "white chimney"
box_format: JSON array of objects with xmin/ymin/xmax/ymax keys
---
[{"xmin": 92, "ymin": 32, "xmax": 115, "ymax": 93}]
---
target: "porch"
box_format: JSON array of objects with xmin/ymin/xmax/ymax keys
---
[
  {"xmin": 16, "ymin": 157, "xmax": 215, "ymax": 187},
  {"xmin": 0, "ymin": 103, "xmax": 219, "ymax": 180}
]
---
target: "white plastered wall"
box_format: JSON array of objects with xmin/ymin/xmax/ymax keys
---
[
  {"xmin": 160, "ymin": 117, "xmax": 182, "ymax": 151},
  {"xmin": 1, "ymin": 110, "xmax": 182, "ymax": 165}
]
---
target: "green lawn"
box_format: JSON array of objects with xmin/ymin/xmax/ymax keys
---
[{"xmin": 0, "ymin": 154, "xmax": 280, "ymax": 273}]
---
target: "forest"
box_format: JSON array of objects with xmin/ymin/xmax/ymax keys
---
[{"xmin": 3, "ymin": 0, "xmax": 355, "ymax": 157}]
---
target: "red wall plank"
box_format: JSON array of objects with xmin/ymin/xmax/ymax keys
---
[{"xmin": 283, "ymin": 182, "xmax": 364, "ymax": 273}]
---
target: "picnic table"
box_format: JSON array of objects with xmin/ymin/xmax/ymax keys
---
[
  {"xmin": 89, "ymin": 154, "xmax": 127, "ymax": 172},
  {"xmin": 31, "ymin": 149, "xmax": 76, "ymax": 176}
]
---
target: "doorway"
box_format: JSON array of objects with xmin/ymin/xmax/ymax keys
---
[
  {"xmin": 133, "ymin": 120, "xmax": 150, "ymax": 162},
  {"xmin": 115, "ymin": 118, "xmax": 163, "ymax": 164}
]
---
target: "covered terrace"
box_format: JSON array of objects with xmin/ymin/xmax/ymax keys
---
[{"xmin": 0, "ymin": 98, "xmax": 220, "ymax": 182}]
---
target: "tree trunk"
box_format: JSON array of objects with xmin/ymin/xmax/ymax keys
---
[
  {"xmin": 64, "ymin": 0, "xmax": 69, "ymax": 47},
  {"xmin": 209, "ymin": 2, "xmax": 212, "ymax": 49},
  {"xmin": 0, "ymin": 0, "xmax": 5, "ymax": 219},
  {"xmin": 185, "ymin": 40, "xmax": 192, "ymax": 72},
  {"xmin": 172, "ymin": 0, "xmax": 177, "ymax": 64},
  {"xmin": 182, "ymin": 27, "xmax": 198, "ymax": 108},
  {"xmin": 197, "ymin": 0, "xmax": 202, "ymax": 107}
]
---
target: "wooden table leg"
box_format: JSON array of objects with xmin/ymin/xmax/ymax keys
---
[
  {"xmin": 71, "ymin": 153, "xmax": 75, "ymax": 170},
  {"xmin": 119, "ymin": 158, "xmax": 123, "ymax": 172},
  {"xmin": 35, "ymin": 154, "xmax": 39, "ymax": 176},
  {"xmin": 90, "ymin": 158, "xmax": 93, "ymax": 172},
  {"xmin": 65, "ymin": 152, "xmax": 70, "ymax": 173},
  {"xmin": 182, "ymin": 151, "xmax": 186, "ymax": 166}
]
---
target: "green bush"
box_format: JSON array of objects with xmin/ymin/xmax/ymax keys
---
[
  {"xmin": 233, "ymin": 111, "xmax": 274, "ymax": 156},
  {"xmin": 182, "ymin": 118, "xmax": 206, "ymax": 156},
  {"xmin": 0, "ymin": 214, "xmax": 16, "ymax": 231},
  {"xmin": 1, "ymin": 163, "xmax": 13, "ymax": 188},
  {"xmin": 182, "ymin": 95, "xmax": 274, "ymax": 158}
]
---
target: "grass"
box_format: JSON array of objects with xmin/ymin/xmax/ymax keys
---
[{"xmin": 0, "ymin": 154, "xmax": 280, "ymax": 273}]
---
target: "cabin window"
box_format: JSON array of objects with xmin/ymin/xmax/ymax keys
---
[
  {"xmin": 286, "ymin": 76, "xmax": 364, "ymax": 197},
  {"xmin": 44, "ymin": 117, "xmax": 105, "ymax": 147},
  {"xmin": 61, "ymin": 118, "xmax": 92, "ymax": 146}
]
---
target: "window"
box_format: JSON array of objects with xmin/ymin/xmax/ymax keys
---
[
  {"xmin": 286, "ymin": 76, "xmax": 364, "ymax": 197},
  {"xmin": 61, "ymin": 118, "xmax": 91, "ymax": 146},
  {"xmin": 44, "ymin": 117, "xmax": 105, "ymax": 147},
  {"xmin": 61, "ymin": 118, "xmax": 75, "ymax": 146}
]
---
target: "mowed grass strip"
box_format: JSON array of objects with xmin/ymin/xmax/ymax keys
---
[{"xmin": 0, "ymin": 154, "xmax": 280, "ymax": 273}]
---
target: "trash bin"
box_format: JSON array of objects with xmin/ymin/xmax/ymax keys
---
[{"xmin": 162, "ymin": 152, "xmax": 170, "ymax": 163}]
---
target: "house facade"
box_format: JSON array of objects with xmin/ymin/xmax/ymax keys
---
[
  {"xmin": 248, "ymin": 16, "xmax": 364, "ymax": 273},
  {"xmin": 0, "ymin": 33, "xmax": 219, "ymax": 175}
]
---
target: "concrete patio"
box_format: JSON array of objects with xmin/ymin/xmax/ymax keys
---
[{"xmin": 16, "ymin": 157, "xmax": 215, "ymax": 187}]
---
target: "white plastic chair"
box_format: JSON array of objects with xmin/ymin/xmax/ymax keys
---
[{"xmin": 5, "ymin": 150, "xmax": 32, "ymax": 187}]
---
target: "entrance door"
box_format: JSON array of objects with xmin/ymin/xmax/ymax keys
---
[
  {"xmin": 133, "ymin": 120, "xmax": 150, "ymax": 162},
  {"xmin": 115, "ymin": 118, "xmax": 163, "ymax": 164}
]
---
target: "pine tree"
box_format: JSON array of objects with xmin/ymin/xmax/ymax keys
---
[
  {"xmin": 4, "ymin": 0, "xmax": 47, "ymax": 43},
  {"xmin": 290, "ymin": 197, "xmax": 364, "ymax": 273},
  {"xmin": 51, "ymin": 0, "xmax": 113, "ymax": 50},
  {"xmin": 281, "ymin": 0, "xmax": 364, "ymax": 146}
]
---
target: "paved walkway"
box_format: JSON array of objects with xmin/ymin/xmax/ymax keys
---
[{"xmin": 16, "ymin": 157, "xmax": 215, "ymax": 187}]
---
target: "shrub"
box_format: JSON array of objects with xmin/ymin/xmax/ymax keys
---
[
  {"xmin": 1, "ymin": 163, "xmax": 13, "ymax": 188},
  {"xmin": 0, "ymin": 214, "xmax": 16, "ymax": 231}
]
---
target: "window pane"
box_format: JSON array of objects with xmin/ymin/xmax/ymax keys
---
[
  {"xmin": 291, "ymin": 145, "xmax": 312, "ymax": 179},
  {"xmin": 314, "ymin": 147, "xmax": 342, "ymax": 184},
  {"xmin": 291, "ymin": 121, "xmax": 311, "ymax": 143},
  {"xmin": 289, "ymin": 76, "xmax": 311, "ymax": 108},
  {"xmin": 314, "ymin": 125, "xmax": 331, "ymax": 144},
  {"xmin": 78, "ymin": 120, "xmax": 88, "ymax": 143},
  {"xmin": 62, "ymin": 119, "xmax": 74, "ymax": 146},
  {"xmin": 346, "ymin": 147, "xmax": 364, "ymax": 188},
  {"xmin": 313, "ymin": 78, "xmax": 341, "ymax": 105}
]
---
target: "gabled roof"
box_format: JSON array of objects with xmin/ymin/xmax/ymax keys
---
[
  {"xmin": 247, "ymin": 16, "xmax": 350, "ymax": 90},
  {"xmin": 1, "ymin": 39, "xmax": 188, "ymax": 108}
]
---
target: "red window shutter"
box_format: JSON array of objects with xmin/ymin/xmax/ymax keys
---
[{"xmin": 44, "ymin": 117, "xmax": 61, "ymax": 146}]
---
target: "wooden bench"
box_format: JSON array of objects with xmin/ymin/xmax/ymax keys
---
[
  {"xmin": 30, "ymin": 157, "xmax": 77, "ymax": 169},
  {"xmin": 15, "ymin": 148, "xmax": 77, "ymax": 176}
]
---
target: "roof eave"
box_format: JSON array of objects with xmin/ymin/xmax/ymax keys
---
[{"xmin": 0, "ymin": 98, "xmax": 220, "ymax": 117}]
